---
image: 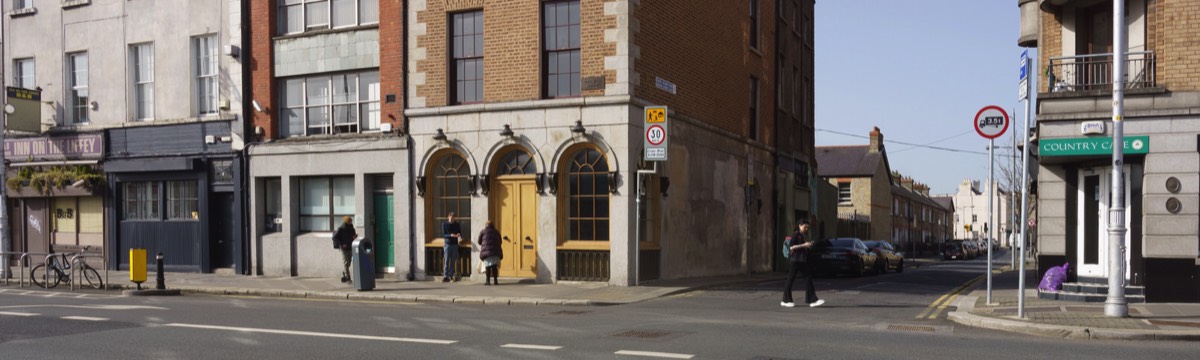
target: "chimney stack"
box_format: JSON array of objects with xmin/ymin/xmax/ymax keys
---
[
  {"xmin": 869, "ymin": 127, "xmax": 884, "ymax": 153},
  {"xmin": 902, "ymin": 177, "xmax": 914, "ymax": 190}
]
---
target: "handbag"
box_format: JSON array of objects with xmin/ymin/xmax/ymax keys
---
[{"xmin": 477, "ymin": 261, "xmax": 486, "ymax": 274}]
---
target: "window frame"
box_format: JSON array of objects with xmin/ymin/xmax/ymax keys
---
[
  {"xmin": 837, "ymin": 182, "xmax": 852, "ymax": 205},
  {"xmin": 123, "ymin": 181, "xmax": 161, "ymax": 221},
  {"xmin": 279, "ymin": 70, "xmax": 381, "ymax": 137},
  {"xmin": 749, "ymin": 0, "xmax": 760, "ymax": 49},
  {"xmin": 542, "ymin": 0, "xmax": 581, "ymax": 99},
  {"xmin": 14, "ymin": 0, "xmax": 31, "ymax": 10},
  {"xmin": 450, "ymin": 10, "xmax": 484, "ymax": 105},
  {"xmin": 13, "ymin": 58, "xmax": 35, "ymax": 90},
  {"xmin": 67, "ymin": 52, "xmax": 89, "ymax": 125},
  {"xmin": 299, "ymin": 176, "xmax": 355, "ymax": 232},
  {"xmin": 748, "ymin": 76, "xmax": 759, "ymax": 141},
  {"xmin": 193, "ymin": 35, "xmax": 219, "ymax": 117},
  {"xmin": 560, "ymin": 147, "xmax": 611, "ymax": 248},
  {"xmin": 427, "ymin": 152, "xmax": 473, "ymax": 245},
  {"xmin": 166, "ymin": 180, "xmax": 199, "ymax": 221},
  {"xmin": 278, "ymin": 0, "xmax": 379, "ymax": 36},
  {"xmin": 130, "ymin": 43, "xmax": 155, "ymax": 121}
]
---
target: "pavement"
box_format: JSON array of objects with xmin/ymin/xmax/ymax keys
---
[{"xmin": 4, "ymin": 254, "xmax": 1199, "ymax": 341}]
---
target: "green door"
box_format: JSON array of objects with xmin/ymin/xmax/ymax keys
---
[{"xmin": 373, "ymin": 194, "xmax": 395, "ymax": 270}]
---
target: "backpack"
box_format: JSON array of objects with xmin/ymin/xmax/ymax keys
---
[{"xmin": 782, "ymin": 236, "xmax": 793, "ymax": 259}]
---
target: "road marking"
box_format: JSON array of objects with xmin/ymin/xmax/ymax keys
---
[
  {"xmin": 501, "ymin": 344, "xmax": 562, "ymax": 350},
  {"xmin": 62, "ymin": 316, "xmax": 109, "ymax": 321},
  {"xmin": 0, "ymin": 305, "xmax": 166, "ymax": 311},
  {"xmin": 164, "ymin": 323, "xmax": 457, "ymax": 344},
  {"xmin": 916, "ymin": 274, "xmax": 985, "ymax": 319},
  {"xmin": 614, "ymin": 350, "xmax": 695, "ymax": 359},
  {"xmin": 0, "ymin": 311, "xmax": 39, "ymax": 317},
  {"xmin": 222, "ymin": 295, "xmax": 421, "ymax": 306}
]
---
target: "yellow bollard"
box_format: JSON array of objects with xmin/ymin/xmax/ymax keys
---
[{"xmin": 130, "ymin": 249, "xmax": 147, "ymax": 290}]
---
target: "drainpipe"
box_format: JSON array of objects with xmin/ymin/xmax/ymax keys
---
[{"xmin": 403, "ymin": 0, "xmax": 416, "ymax": 282}]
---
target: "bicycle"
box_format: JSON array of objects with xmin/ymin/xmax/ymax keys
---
[{"xmin": 30, "ymin": 246, "xmax": 103, "ymax": 289}]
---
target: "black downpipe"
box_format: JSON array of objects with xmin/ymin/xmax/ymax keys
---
[
  {"xmin": 770, "ymin": 10, "xmax": 784, "ymax": 271},
  {"xmin": 404, "ymin": 0, "xmax": 416, "ymax": 281},
  {"xmin": 239, "ymin": 0, "xmax": 254, "ymax": 275}
]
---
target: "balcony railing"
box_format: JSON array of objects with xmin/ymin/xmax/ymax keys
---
[{"xmin": 1046, "ymin": 51, "xmax": 1155, "ymax": 93}]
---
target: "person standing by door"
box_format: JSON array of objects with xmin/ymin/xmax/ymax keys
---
[
  {"xmin": 478, "ymin": 220, "xmax": 503, "ymax": 285},
  {"xmin": 442, "ymin": 212, "xmax": 463, "ymax": 282},
  {"xmin": 782, "ymin": 221, "xmax": 824, "ymax": 308},
  {"xmin": 333, "ymin": 216, "xmax": 357, "ymax": 283}
]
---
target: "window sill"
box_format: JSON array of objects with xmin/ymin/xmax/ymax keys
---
[
  {"xmin": 558, "ymin": 241, "xmax": 610, "ymax": 251},
  {"xmin": 61, "ymin": 0, "xmax": 91, "ymax": 9},
  {"xmin": 273, "ymin": 24, "xmax": 379, "ymax": 41},
  {"xmin": 748, "ymin": 46, "xmax": 763, "ymax": 57},
  {"xmin": 8, "ymin": 7, "xmax": 36, "ymax": 17}
]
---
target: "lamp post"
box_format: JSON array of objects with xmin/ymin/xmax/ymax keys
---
[{"xmin": 1106, "ymin": 0, "xmax": 1129, "ymax": 318}]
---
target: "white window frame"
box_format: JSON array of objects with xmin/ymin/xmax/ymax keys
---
[
  {"xmin": 193, "ymin": 35, "xmax": 219, "ymax": 116},
  {"xmin": 130, "ymin": 43, "xmax": 154, "ymax": 121},
  {"xmin": 279, "ymin": 0, "xmax": 378, "ymax": 35},
  {"xmin": 837, "ymin": 182, "xmax": 852, "ymax": 204},
  {"xmin": 280, "ymin": 70, "xmax": 380, "ymax": 137},
  {"xmin": 15, "ymin": 0, "xmax": 32, "ymax": 10},
  {"xmin": 67, "ymin": 52, "xmax": 89, "ymax": 125},
  {"xmin": 14, "ymin": 58, "xmax": 35, "ymax": 90}
]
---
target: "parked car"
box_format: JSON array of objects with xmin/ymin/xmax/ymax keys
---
[
  {"xmin": 863, "ymin": 240, "xmax": 905, "ymax": 273},
  {"xmin": 815, "ymin": 238, "xmax": 878, "ymax": 276},
  {"xmin": 963, "ymin": 240, "xmax": 980, "ymax": 259},
  {"xmin": 943, "ymin": 240, "xmax": 968, "ymax": 260}
]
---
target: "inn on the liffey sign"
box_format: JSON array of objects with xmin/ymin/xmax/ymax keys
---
[{"xmin": 1039, "ymin": 136, "xmax": 1149, "ymax": 157}]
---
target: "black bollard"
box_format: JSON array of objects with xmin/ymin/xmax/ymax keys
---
[{"xmin": 155, "ymin": 252, "xmax": 165, "ymax": 290}]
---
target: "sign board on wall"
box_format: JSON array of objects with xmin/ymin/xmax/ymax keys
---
[
  {"xmin": 6, "ymin": 87, "xmax": 43, "ymax": 133},
  {"xmin": 4, "ymin": 133, "xmax": 104, "ymax": 162},
  {"xmin": 643, "ymin": 106, "xmax": 668, "ymax": 161},
  {"xmin": 1039, "ymin": 136, "xmax": 1149, "ymax": 157}
]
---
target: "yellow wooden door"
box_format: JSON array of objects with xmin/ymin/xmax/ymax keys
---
[{"xmin": 496, "ymin": 177, "xmax": 538, "ymax": 278}]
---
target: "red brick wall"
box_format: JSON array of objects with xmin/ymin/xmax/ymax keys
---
[
  {"xmin": 413, "ymin": 0, "xmax": 618, "ymax": 107},
  {"xmin": 380, "ymin": 0, "xmax": 406, "ymax": 129},
  {"xmin": 1151, "ymin": 0, "xmax": 1200, "ymax": 92},
  {"xmin": 249, "ymin": 0, "xmax": 277, "ymax": 140},
  {"xmin": 633, "ymin": 0, "xmax": 775, "ymax": 143}
]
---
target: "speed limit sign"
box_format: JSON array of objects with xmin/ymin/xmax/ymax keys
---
[{"xmin": 644, "ymin": 106, "xmax": 669, "ymax": 161}]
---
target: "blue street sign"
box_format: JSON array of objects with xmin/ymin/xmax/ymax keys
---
[
  {"xmin": 1019, "ymin": 62, "xmax": 1028, "ymax": 81},
  {"xmin": 1019, "ymin": 50, "xmax": 1029, "ymax": 81}
]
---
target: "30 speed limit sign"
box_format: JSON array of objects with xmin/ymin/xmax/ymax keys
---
[{"xmin": 644, "ymin": 106, "xmax": 669, "ymax": 161}]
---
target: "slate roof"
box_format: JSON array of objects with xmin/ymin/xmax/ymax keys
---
[
  {"xmin": 930, "ymin": 196, "xmax": 955, "ymax": 211},
  {"xmin": 815, "ymin": 145, "xmax": 886, "ymax": 177}
]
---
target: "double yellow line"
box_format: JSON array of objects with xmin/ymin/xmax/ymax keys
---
[{"xmin": 915, "ymin": 274, "xmax": 985, "ymax": 320}]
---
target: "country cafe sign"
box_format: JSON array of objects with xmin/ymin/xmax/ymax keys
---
[
  {"xmin": 4, "ymin": 133, "xmax": 104, "ymax": 162},
  {"xmin": 1039, "ymin": 136, "xmax": 1149, "ymax": 157}
]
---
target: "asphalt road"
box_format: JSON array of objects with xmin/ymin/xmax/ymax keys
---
[{"xmin": 1, "ymin": 253, "xmax": 1196, "ymax": 359}]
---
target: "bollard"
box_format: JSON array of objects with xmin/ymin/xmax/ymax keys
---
[{"xmin": 155, "ymin": 252, "xmax": 165, "ymax": 290}]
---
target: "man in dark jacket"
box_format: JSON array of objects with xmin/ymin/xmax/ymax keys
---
[
  {"xmin": 333, "ymin": 216, "xmax": 357, "ymax": 283},
  {"xmin": 478, "ymin": 221, "xmax": 503, "ymax": 285},
  {"xmin": 442, "ymin": 212, "xmax": 462, "ymax": 282},
  {"xmin": 782, "ymin": 221, "xmax": 824, "ymax": 308}
]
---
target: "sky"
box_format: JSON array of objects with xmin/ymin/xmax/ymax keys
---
[{"xmin": 815, "ymin": 0, "xmax": 1034, "ymax": 196}]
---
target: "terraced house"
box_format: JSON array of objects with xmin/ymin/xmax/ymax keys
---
[
  {"xmin": 3, "ymin": 0, "xmax": 248, "ymax": 273},
  {"xmin": 1022, "ymin": 0, "xmax": 1200, "ymax": 302},
  {"xmin": 245, "ymin": 0, "xmax": 818, "ymax": 285}
]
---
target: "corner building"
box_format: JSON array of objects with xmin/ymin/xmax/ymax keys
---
[
  {"xmin": 1025, "ymin": 0, "xmax": 1200, "ymax": 301},
  {"xmin": 407, "ymin": 0, "xmax": 816, "ymax": 284}
]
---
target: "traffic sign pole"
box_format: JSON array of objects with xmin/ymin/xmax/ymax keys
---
[{"xmin": 975, "ymin": 105, "xmax": 1009, "ymax": 306}]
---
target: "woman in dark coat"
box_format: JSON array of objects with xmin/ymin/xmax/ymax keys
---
[{"xmin": 478, "ymin": 221, "xmax": 503, "ymax": 285}]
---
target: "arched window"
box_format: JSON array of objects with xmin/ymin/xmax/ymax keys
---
[
  {"xmin": 429, "ymin": 153, "xmax": 471, "ymax": 242},
  {"xmin": 564, "ymin": 148, "xmax": 609, "ymax": 242},
  {"xmin": 497, "ymin": 150, "xmax": 537, "ymax": 175}
]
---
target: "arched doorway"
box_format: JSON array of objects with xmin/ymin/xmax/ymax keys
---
[{"xmin": 491, "ymin": 148, "xmax": 538, "ymax": 278}]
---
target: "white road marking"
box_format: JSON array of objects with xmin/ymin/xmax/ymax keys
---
[
  {"xmin": 0, "ymin": 311, "xmax": 39, "ymax": 317},
  {"xmin": 501, "ymin": 344, "xmax": 562, "ymax": 350},
  {"xmin": 615, "ymin": 350, "xmax": 695, "ymax": 359},
  {"xmin": 62, "ymin": 316, "xmax": 109, "ymax": 321},
  {"xmin": 164, "ymin": 323, "xmax": 457, "ymax": 344},
  {"xmin": 0, "ymin": 305, "xmax": 166, "ymax": 310}
]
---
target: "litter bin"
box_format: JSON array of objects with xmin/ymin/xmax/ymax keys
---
[{"xmin": 352, "ymin": 238, "xmax": 375, "ymax": 291}]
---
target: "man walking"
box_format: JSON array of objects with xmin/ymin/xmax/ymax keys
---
[
  {"xmin": 333, "ymin": 216, "xmax": 357, "ymax": 283},
  {"xmin": 442, "ymin": 212, "xmax": 463, "ymax": 282},
  {"xmin": 782, "ymin": 221, "xmax": 824, "ymax": 308}
]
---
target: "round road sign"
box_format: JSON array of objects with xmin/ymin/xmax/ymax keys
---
[
  {"xmin": 974, "ymin": 105, "xmax": 1009, "ymax": 139},
  {"xmin": 647, "ymin": 124, "xmax": 666, "ymax": 146}
]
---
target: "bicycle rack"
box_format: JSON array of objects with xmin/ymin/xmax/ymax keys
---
[
  {"xmin": 16, "ymin": 252, "xmax": 50, "ymax": 288},
  {"xmin": 69, "ymin": 253, "xmax": 107, "ymax": 291},
  {"xmin": 0, "ymin": 251, "xmax": 26, "ymax": 286}
]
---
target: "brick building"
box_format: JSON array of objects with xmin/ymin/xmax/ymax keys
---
[
  {"xmin": 243, "ymin": 0, "xmax": 815, "ymax": 284},
  {"xmin": 1023, "ymin": 0, "xmax": 1200, "ymax": 301}
]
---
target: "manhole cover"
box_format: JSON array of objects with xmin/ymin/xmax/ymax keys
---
[
  {"xmin": 611, "ymin": 330, "xmax": 674, "ymax": 339},
  {"xmin": 887, "ymin": 324, "xmax": 935, "ymax": 333},
  {"xmin": 549, "ymin": 310, "xmax": 591, "ymax": 315}
]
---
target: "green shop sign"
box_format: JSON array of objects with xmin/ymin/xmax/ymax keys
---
[{"xmin": 1040, "ymin": 136, "xmax": 1149, "ymax": 157}]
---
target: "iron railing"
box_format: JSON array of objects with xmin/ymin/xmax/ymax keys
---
[
  {"xmin": 424, "ymin": 246, "xmax": 472, "ymax": 279},
  {"xmin": 557, "ymin": 250, "xmax": 609, "ymax": 282},
  {"xmin": 1047, "ymin": 51, "xmax": 1155, "ymax": 92}
]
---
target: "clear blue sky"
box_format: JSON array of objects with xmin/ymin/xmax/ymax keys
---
[{"xmin": 815, "ymin": 0, "xmax": 1033, "ymax": 195}]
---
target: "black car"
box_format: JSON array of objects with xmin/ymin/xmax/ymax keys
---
[
  {"xmin": 943, "ymin": 240, "xmax": 968, "ymax": 260},
  {"xmin": 815, "ymin": 238, "xmax": 878, "ymax": 276},
  {"xmin": 863, "ymin": 240, "xmax": 904, "ymax": 273}
]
